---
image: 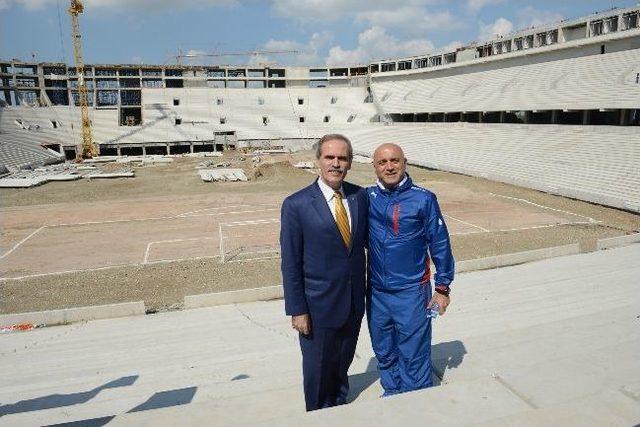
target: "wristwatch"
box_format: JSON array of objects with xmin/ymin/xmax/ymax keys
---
[{"xmin": 434, "ymin": 285, "xmax": 450, "ymax": 297}]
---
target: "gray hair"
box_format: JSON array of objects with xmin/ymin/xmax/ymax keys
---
[{"xmin": 315, "ymin": 134, "xmax": 353, "ymax": 162}]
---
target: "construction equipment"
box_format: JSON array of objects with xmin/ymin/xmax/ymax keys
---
[{"xmin": 68, "ymin": 0, "xmax": 98, "ymax": 160}]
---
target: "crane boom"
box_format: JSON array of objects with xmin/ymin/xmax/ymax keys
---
[
  {"xmin": 174, "ymin": 49, "xmax": 301, "ymax": 64},
  {"xmin": 69, "ymin": 0, "xmax": 97, "ymax": 160}
]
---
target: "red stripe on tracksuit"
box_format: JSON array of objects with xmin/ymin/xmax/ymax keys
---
[
  {"xmin": 392, "ymin": 204, "xmax": 400, "ymax": 235},
  {"xmin": 421, "ymin": 256, "xmax": 431, "ymax": 284}
]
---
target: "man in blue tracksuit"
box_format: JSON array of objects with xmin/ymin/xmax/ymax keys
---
[{"xmin": 367, "ymin": 143, "xmax": 455, "ymax": 396}]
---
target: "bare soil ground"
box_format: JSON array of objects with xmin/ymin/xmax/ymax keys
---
[{"xmin": 1, "ymin": 150, "xmax": 638, "ymax": 314}]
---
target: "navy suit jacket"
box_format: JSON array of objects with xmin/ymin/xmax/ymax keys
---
[{"xmin": 281, "ymin": 179, "xmax": 368, "ymax": 329}]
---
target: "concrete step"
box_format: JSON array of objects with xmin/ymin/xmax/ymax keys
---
[{"xmin": 0, "ymin": 245, "xmax": 638, "ymax": 425}]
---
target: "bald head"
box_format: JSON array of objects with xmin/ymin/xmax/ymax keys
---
[
  {"xmin": 373, "ymin": 143, "xmax": 405, "ymax": 161},
  {"xmin": 373, "ymin": 143, "xmax": 407, "ymax": 189}
]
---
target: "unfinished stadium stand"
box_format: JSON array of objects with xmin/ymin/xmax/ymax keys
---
[
  {"xmin": 0, "ymin": 109, "xmax": 66, "ymax": 171},
  {"xmin": 371, "ymin": 48, "xmax": 640, "ymax": 114},
  {"xmin": 1, "ymin": 4, "xmax": 639, "ymax": 208},
  {"xmin": 0, "ymin": 88, "xmax": 377, "ymax": 157},
  {"xmin": 341, "ymin": 123, "xmax": 640, "ymax": 212}
]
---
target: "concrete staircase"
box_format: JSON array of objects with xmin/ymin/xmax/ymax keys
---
[{"xmin": 1, "ymin": 244, "xmax": 639, "ymax": 426}]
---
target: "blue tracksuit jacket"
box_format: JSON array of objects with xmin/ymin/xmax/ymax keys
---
[{"xmin": 368, "ymin": 174, "xmax": 455, "ymax": 290}]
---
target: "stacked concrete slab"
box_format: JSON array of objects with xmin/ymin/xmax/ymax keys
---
[
  {"xmin": 1, "ymin": 244, "xmax": 638, "ymax": 425},
  {"xmin": 198, "ymin": 168, "xmax": 248, "ymax": 182}
]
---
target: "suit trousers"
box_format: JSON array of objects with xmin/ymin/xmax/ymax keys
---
[{"xmin": 299, "ymin": 310, "xmax": 362, "ymax": 411}]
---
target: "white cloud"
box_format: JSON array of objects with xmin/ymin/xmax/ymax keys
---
[
  {"xmin": 270, "ymin": 0, "xmax": 444, "ymax": 24},
  {"xmin": 14, "ymin": 0, "xmax": 51, "ymax": 10},
  {"xmin": 256, "ymin": 31, "xmax": 333, "ymax": 66},
  {"xmin": 516, "ymin": 6, "xmax": 564, "ymax": 30},
  {"xmin": 478, "ymin": 17, "xmax": 513, "ymax": 41},
  {"xmin": 12, "ymin": 0, "xmax": 237, "ymax": 11},
  {"xmin": 272, "ymin": 0, "xmax": 384, "ymax": 22},
  {"xmin": 326, "ymin": 26, "xmax": 435, "ymax": 66},
  {"xmin": 466, "ymin": 0, "xmax": 504, "ymax": 13},
  {"xmin": 0, "ymin": 0, "xmax": 10, "ymax": 10},
  {"xmin": 441, "ymin": 40, "xmax": 463, "ymax": 52},
  {"xmin": 355, "ymin": 6, "xmax": 460, "ymax": 33}
]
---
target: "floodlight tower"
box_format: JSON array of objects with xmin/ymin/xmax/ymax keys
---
[{"xmin": 69, "ymin": 0, "xmax": 98, "ymax": 160}]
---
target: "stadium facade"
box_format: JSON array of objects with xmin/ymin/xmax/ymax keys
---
[{"xmin": 1, "ymin": 6, "xmax": 639, "ymax": 210}]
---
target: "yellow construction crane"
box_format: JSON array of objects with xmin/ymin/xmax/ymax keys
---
[{"xmin": 68, "ymin": 0, "xmax": 98, "ymax": 160}]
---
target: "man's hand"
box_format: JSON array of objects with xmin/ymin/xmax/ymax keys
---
[
  {"xmin": 428, "ymin": 293, "xmax": 450, "ymax": 315},
  {"xmin": 291, "ymin": 314, "xmax": 311, "ymax": 335}
]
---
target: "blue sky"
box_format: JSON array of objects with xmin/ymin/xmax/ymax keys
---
[{"xmin": 1, "ymin": 0, "xmax": 637, "ymax": 66}]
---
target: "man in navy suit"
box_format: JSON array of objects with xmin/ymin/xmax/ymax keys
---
[{"xmin": 281, "ymin": 134, "xmax": 368, "ymax": 411}]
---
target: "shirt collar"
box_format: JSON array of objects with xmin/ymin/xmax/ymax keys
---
[
  {"xmin": 376, "ymin": 174, "xmax": 408, "ymax": 191},
  {"xmin": 317, "ymin": 178, "xmax": 344, "ymax": 202}
]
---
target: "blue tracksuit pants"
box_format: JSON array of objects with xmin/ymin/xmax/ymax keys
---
[{"xmin": 367, "ymin": 283, "xmax": 433, "ymax": 395}]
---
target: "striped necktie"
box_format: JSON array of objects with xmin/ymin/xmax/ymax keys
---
[{"xmin": 334, "ymin": 191, "xmax": 351, "ymax": 248}]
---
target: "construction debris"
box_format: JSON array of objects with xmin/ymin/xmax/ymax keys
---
[
  {"xmin": 254, "ymin": 149, "xmax": 289, "ymax": 155},
  {"xmin": 293, "ymin": 161, "xmax": 315, "ymax": 169},
  {"xmin": 0, "ymin": 163, "xmax": 134, "ymax": 188},
  {"xmin": 198, "ymin": 169, "xmax": 248, "ymax": 182},
  {"xmin": 1, "ymin": 323, "xmax": 46, "ymax": 333},
  {"xmin": 186, "ymin": 152, "xmax": 223, "ymax": 158},
  {"xmin": 86, "ymin": 172, "xmax": 135, "ymax": 179},
  {"xmin": 196, "ymin": 160, "xmax": 215, "ymax": 169},
  {"xmin": 84, "ymin": 156, "xmax": 119, "ymax": 164},
  {"xmin": 140, "ymin": 157, "xmax": 173, "ymax": 166},
  {"xmin": 353, "ymin": 155, "xmax": 372, "ymax": 164}
]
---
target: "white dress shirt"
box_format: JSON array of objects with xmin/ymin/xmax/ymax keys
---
[{"xmin": 317, "ymin": 178, "xmax": 352, "ymax": 228}]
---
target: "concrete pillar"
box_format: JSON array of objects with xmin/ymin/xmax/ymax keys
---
[
  {"xmin": 582, "ymin": 110, "xmax": 590, "ymax": 125},
  {"xmin": 619, "ymin": 109, "xmax": 627, "ymax": 126},
  {"xmin": 190, "ymin": 143, "xmax": 194, "ymax": 153},
  {"xmin": 117, "ymin": 145, "xmax": 122, "ymax": 156},
  {"xmin": 166, "ymin": 144, "xmax": 170, "ymax": 155},
  {"xmin": 551, "ymin": 110, "xmax": 559, "ymax": 124},
  {"xmin": 499, "ymin": 111, "xmax": 505, "ymax": 123},
  {"xmin": 413, "ymin": 113, "xmax": 417, "ymax": 123},
  {"xmin": 2, "ymin": 90, "xmax": 11, "ymax": 106},
  {"xmin": 142, "ymin": 145, "xmax": 147, "ymax": 156}
]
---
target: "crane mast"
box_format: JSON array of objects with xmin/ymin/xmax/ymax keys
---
[{"xmin": 68, "ymin": 0, "xmax": 97, "ymax": 160}]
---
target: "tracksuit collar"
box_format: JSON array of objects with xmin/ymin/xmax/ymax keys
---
[{"xmin": 376, "ymin": 173, "xmax": 412, "ymax": 194}]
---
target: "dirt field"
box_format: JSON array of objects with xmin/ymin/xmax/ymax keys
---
[{"xmin": 1, "ymin": 151, "xmax": 639, "ymax": 314}]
